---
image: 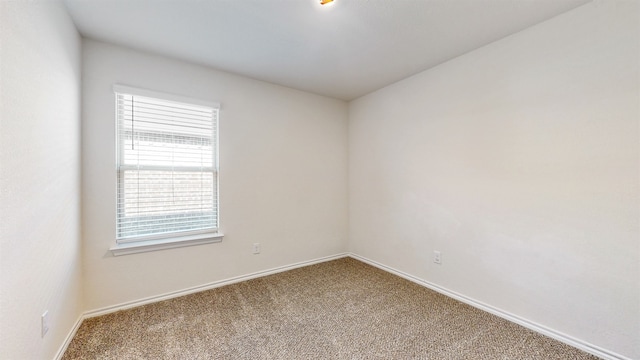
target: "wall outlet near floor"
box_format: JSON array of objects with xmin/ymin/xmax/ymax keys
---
[
  {"xmin": 252, "ymin": 243, "xmax": 261, "ymax": 254},
  {"xmin": 41, "ymin": 310, "xmax": 50, "ymax": 338},
  {"xmin": 433, "ymin": 251, "xmax": 442, "ymax": 265}
]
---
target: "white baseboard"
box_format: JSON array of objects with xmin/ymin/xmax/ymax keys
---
[
  {"xmin": 348, "ymin": 253, "xmax": 630, "ymax": 360},
  {"xmin": 55, "ymin": 251, "xmax": 628, "ymax": 360},
  {"xmin": 84, "ymin": 252, "xmax": 349, "ymax": 318},
  {"xmin": 54, "ymin": 314, "xmax": 83, "ymax": 360}
]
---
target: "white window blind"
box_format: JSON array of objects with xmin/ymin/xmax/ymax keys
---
[{"xmin": 115, "ymin": 85, "xmax": 219, "ymax": 243}]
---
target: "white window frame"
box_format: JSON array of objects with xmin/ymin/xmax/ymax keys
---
[{"xmin": 110, "ymin": 85, "xmax": 223, "ymax": 256}]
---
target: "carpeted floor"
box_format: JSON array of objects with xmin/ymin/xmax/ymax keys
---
[{"xmin": 62, "ymin": 257, "xmax": 599, "ymax": 359}]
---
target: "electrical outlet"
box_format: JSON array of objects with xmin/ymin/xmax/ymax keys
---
[
  {"xmin": 41, "ymin": 311, "xmax": 50, "ymax": 338},
  {"xmin": 433, "ymin": 251, "xmax": 442, "ymax": 265},
  {"xmin": 252, "ymin": 243, "xmax": 261, "ymax": 254}
]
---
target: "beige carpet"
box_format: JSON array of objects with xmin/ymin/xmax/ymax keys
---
[{"xmin": 63, "ymin": 258, "xmax": 598, "ymax": 359}]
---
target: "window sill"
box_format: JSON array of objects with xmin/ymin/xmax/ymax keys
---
[{"xmin": 110, "ymin": 232, "xmax": 224, "ymax": 256}]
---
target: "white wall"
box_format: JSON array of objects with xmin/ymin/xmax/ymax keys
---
[
  {"xmin": 349, "ymin": 1, "xmax": 639, "ymax": 358},
  {"xmin": 81, "ymin": 39, "xmax": 348, "ymax": 311},
  {"xmin": 0, "ymin": 1, "xmax": 83, "ymax": 359}
]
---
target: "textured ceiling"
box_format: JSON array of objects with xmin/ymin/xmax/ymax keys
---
[{"xmin": 63, "ymin": 0, "xmax": 590, "ymax": 100}]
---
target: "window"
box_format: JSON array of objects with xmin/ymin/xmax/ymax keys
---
[{"xmin": 112, "ymin": 85, "xmax": 222, "ymax": 255}]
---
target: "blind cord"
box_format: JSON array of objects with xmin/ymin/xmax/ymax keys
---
[{"xmin": 131, "ymin": 95, "xmax": 135, "ymax": 150}]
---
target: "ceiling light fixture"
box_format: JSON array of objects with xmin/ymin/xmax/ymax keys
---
[{"xmin": 320, "ymin": 0, "xmax": 334, "ymax": 5}]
